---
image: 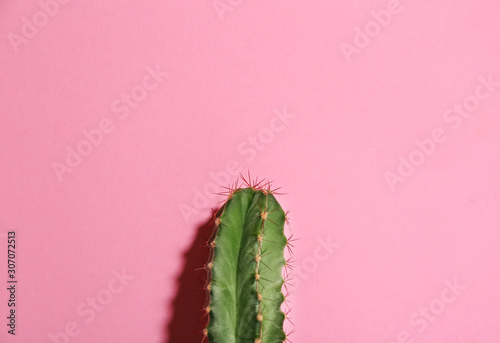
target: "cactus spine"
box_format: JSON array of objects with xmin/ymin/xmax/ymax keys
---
[{"xmin": 203, "ymin": 177, "xmax": 291, "ymax": 343}]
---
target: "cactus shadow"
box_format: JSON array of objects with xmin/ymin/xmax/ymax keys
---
[{"xmin": 165, "ymin": 215, "xmax": 214, "ymax": 343}]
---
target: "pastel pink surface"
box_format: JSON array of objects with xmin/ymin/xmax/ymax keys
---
[{"xmin": 1, "ymin": 1, "xmax": 499, "ymax": 342}]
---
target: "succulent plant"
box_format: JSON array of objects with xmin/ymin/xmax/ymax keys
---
[{"xmin": 202, "ymin": 175, "xmax": 293, "ymax": 343}]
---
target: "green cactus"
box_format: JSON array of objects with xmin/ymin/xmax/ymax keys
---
[{"xmin": 203, "ymin": 177, "xmax": 291, "ymax": 343}]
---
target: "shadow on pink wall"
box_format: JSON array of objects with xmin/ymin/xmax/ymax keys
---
[{"xmin": 166, "ymin": 216, "xmax": 215, "ymax": 342}]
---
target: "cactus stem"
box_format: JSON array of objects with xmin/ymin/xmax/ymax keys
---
[
  {"xmin": 257, "ymin": 237, "xmax": 279, "ymax": 245},
  {"xmin": 256, "ymin": 214, "xmax": 265, "ymax": 342},
  {"xmin": 205, "ymin": 178, "xmax": 289, "ymax": 342}
]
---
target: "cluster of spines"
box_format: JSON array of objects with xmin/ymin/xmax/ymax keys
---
[{"xmin": 199, "ymin": 174, "xmax": 295, "ymax": 343}]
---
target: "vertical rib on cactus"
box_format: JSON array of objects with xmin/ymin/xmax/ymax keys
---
[{"xmin": 204, "ymin": 178, "xmax": 288, "ymax": 343}]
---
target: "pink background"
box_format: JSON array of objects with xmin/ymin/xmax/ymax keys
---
[{"xmin": 1, "ymin": 0, "xmax": 500, "ymax": 342}]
